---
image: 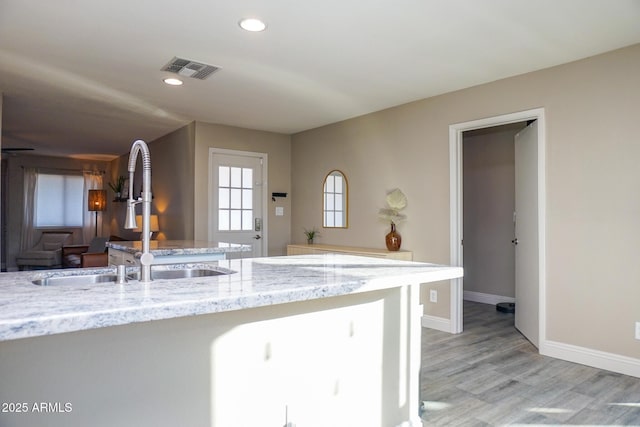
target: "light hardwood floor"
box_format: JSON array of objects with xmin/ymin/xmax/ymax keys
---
[{"xmin": 420, "ymin": 301, "xmax": 640, "ymax": 426}]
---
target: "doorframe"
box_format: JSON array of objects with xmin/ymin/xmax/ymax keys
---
[
  {"xmin": 208, "ymin": 147, "xmax": 268, "ymax": 257},
  {"xmin": 449, "ymin": 108, "xmax": 546, "ymax": 345}
]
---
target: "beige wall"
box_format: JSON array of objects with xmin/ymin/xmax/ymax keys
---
[
  {"xmin": 109, "ymin": 153, "xmax": 138, "ymax": 241},
  {"xmin": 463, "ymin": 125, "xmax": 522, "ymax": 298},
  {"xmin": 109, "ymin": 121, "xmax": 291, "ymax": 255},
  {"xmin": 193, "ymin": 122, "xmax": 291, "ymax": 256},
  {"xmin": 292, "ymin": 44, "xmax": 640, "ymax": 359},
  {"xmin": 109, "ymin": 124, "xmax": 195, "ymax": 240},
  {"xmin": 147, "ymin": 123, "xmax": 196, "ymax": 240}
]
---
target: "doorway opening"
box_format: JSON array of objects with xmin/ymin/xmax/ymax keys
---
[
  {"xmin": 462, "ymin": 122, "xmax": 525, "ymax": 306},
  {"xmin": 449, "ymin": 109, "xmax": 546, "ymax": 349}
]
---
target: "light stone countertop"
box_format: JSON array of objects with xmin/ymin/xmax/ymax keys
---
[
  {"xmin": 0, "ymin": 254, "xmax": 463, "ymax": 342},
  {"xmin": 106, "ymin": 239, "xmax": 252, "ymax": 256}
]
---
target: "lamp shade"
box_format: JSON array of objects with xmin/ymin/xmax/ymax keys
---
[
  {"xmin": 88, "ymin": 189, "xmax": 107, "ymax": 212},
  {"xmin": 133, "ymin": 214, "xmax": 160, "ymax": 232}
]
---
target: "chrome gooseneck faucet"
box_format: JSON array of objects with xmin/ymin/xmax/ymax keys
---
[{"xmin": 124, "ymin": 139, "xmax": 154, "ymax": 283}]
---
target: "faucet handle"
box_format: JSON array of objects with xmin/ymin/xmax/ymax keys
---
[
  {"xmin": 139, "ymin": 252, "xmax": 154, "ymax": 266},
  {"xmin": 116, "ymin": 265, "xmax": 128, "ymax": 284}
]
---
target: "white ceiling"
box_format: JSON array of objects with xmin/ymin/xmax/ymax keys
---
[{"xmin": 1, "ymin": 0, "xmax": 639, "ymax": 160}]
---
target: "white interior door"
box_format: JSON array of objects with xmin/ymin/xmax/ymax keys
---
[
  {"xmin": 514, "ymin": 120, "xmax": 539, "ymax": 347},
  {"xmin": 210, "ymin": 150, "xmax": 266, "ymax": 258}
]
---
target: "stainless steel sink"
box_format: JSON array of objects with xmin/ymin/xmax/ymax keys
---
[
  {"xmin": 32, "ymin": 268, "xmax": 232, "ymax": 286},
  {"xmin": 129, "ymin": 268, "xmax": 230, "ymax": 280},
  {"xmin": 33, "ymin": 274, "xmax": 117, "ymax": 286}
]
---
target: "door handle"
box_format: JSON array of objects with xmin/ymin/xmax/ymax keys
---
[
  {"xmin": 511, "ymin": 238, "xmax": 518, "ymax": 245},
  {"xmin": 253, "ymin": 234, "xmax": 262, "ymax": 240}
]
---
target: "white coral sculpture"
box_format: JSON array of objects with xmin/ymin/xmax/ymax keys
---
[{"xmin": 378, "ymin": 188, "xmax": 407, "ymax": 225}]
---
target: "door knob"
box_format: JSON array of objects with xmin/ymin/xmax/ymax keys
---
[
  {"xmin": 511, "ymin": 238, "xmax": 518, "ymax": 245},
  {"xmin": 253, "ymin": 234, "xmax": 262, "ymax": 240}
]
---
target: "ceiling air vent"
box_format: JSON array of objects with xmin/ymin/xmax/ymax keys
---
[{"xmin": 161, "ymin": 57, "xmax": 220, "ymax": 80}]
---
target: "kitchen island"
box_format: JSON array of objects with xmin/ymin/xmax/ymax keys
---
[{"xmin": 0, "ymin": 254, "xmax": 462, "ymax": 427}]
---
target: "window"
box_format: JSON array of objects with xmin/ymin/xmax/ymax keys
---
[
  {"xmin": 217, "ymin": 166, "xmax": 253, "ymax": 231},
  {"xmin": 35, "ymin": 173, "xmax": 84, "ymax": 227},
  {"xmin": 323, "ymin": 170, "xmax": 348, "ymax": 228}
]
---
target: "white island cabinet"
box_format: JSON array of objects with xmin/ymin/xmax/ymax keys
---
[{"xmin": 0, "ymin": 254, "xmax": 462, "ymax": 427}]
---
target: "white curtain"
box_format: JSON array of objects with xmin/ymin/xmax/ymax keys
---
[
  {"xmin": 83, "ymin": 171, "xmax": 103, "ymax": 242},
  {"xmin": 20, "ymin": 167, "xmax": 38, "ymax": 251}
]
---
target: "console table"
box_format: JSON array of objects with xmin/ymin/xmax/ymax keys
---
[{"xmin": 287, "ymin": 243, "xmax": 413, "ymax": 261}]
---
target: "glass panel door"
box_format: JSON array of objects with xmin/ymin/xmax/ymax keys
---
[{"xmin": 210, "ymin": 151, "xmax": 265, "ymax": 258}]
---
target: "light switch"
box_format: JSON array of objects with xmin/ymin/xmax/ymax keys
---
[{"xmin": 275, "ymin": 206, "xmax": 284, "ymax": 216}]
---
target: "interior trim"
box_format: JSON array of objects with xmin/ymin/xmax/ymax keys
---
[
  {"xmin": 421, "ymin": 314, "xmax": 452, "ymax": 333},
  {"xmin": 543, "ymin": 340, "xmax": 640, "ymax": 379},
  {"xmin": 449, "ymin": 108, "xmax": 547, "ymax": 338},
  {"xmin": 463, "ymin": 291, "xmax": 515, "ymax": 305}
]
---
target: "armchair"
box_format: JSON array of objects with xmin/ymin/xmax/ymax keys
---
[{"xmin": 16, "ymin": 231, "xmax": 73, "ymax": 270}]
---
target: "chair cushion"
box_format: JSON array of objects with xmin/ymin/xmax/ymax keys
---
[
  {"xmin": 39, "ymin": 232, "xmax": 73, "ymax": 249},
  {"xmin": 43, "ymin": 242, "xmax": 62, "ymax": 251},
  {"xmin": 65, "ymin": 254, "xmax": 82, "ymax": 267},
  {"xmin": 16, "ymin": 250, "xmax": 61, "ymax": 266}
]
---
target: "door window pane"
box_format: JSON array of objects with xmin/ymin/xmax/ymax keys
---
[
  {"xmin": 242, "ymin": 189, "xmax": 252, "ymax": 209},
  {"xmin": 217, "ymin": 166, "xmax": 255, "ymax": 232},
  {"xmin": 230, "ymin": 189, "xmax": 241, "ymax": 209},
  {"xmin": 219, "ymin": 167, "xmax": 230, "ymax": 187},
  {"xmin": 230, "ymin": 210, "xmax": 241, "ymax": 230},
  {"xmin": 242, "ymin": 210, "xmax": 253, "ymax": 231},
  {"xmin": 218, "ymin": 210, "xmax": 230, "ymax": 230},
  {"xmin": 219, "ymin": 188, "xmax": 229, "ymax": 209},
  {"xmin": 242, "ymin": 169, "xmax": 253, "ymax": 189},
  {"xmin": 230, "ymin": 167, "xmax": 242, "ymax": 188}
]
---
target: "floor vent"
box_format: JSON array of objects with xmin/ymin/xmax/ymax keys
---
[{"xmin": 161, "ymin": 57, "xmax": 220, "ymax": 80}]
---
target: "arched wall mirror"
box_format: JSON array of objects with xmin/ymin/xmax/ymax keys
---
[{"xmin": 323, "ymin": 170, "xmax": 348, "ymax": 228}]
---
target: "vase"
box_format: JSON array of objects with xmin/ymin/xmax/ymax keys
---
[{"xmin": 385, "ymin": 223, "xmax": 401, "ymax": 251}]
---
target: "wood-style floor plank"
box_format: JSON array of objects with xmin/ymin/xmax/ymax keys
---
[{"xmin": 420, "ymin": 301, "xmax": 640, "ymax": 426}]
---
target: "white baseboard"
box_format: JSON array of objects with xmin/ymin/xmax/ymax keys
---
[
  {"xmin": 422, "ymin": 315, "xmax": 452, "ymax": 333},
  {"xmin": 463, "ymin": 290, "xmax": 515, "ymax": 305},
  {"xmin": 541, "ymin": 340, "xmax": 640, "ymax": 379}
]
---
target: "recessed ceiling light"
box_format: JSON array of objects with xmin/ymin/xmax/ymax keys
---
[
  {"xmin": 163, "ymin": 77, "xmax": 183, "ymax": 86},
  {"xmin": 239, "ymin": 18, "xmax": 266, "ymax": 32}
]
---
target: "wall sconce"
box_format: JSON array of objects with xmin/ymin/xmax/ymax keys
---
[
  {"xmin": 134, "ymin": 214, "xmax": 160, "ymax": 240},
  {"xmin": 88, "ymin": 189, "xmax": 107, "ymax": 237}
]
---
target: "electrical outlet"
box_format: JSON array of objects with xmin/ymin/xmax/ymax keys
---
[
  {"xmin": 635, "ymin": 322, "xmax": 640, "ymax": 340},
  {"xmin": 429, "ymin": 289, "xmax": 438, "ymax": 303}
]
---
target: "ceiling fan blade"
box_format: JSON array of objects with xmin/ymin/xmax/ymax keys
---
[{"xmin": 1, "ymin": 148, "xmax": 35, "ymax": 152}]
